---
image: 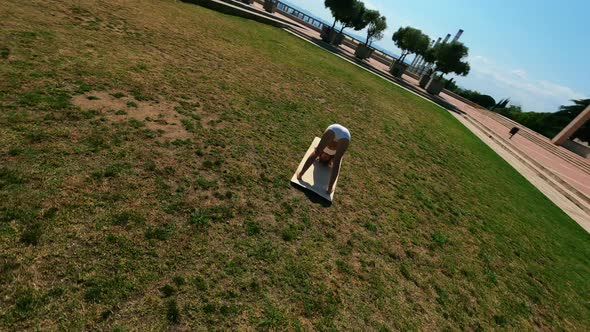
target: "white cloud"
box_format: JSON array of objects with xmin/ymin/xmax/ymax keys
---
[
  {"xmin": 511, "ymin": 69, "xmax": 527, "ymax": 79},
  {"xmin": 458, "ymin": 56, "xmax": 586, "ymax": 112}
]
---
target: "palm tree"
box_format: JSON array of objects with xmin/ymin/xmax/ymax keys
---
[
  {"xmin": 559, "ymin": 99, "xmax": 590, "ymax": 142},
  {"xmin": 559, "ymin": 99, "xmax": 590, "ymax": 117}
]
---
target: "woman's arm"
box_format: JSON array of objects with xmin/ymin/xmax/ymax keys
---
[
  {"xmin": 298, "ymin": 130, "xmax": 335, "ymax": 180},
  {"xmin": 298, "ymin": 148, "xmax": 318, "ymax": 180},
  {"xmin": 327, "ymin": 139, "xmax": 349, "ymax": 193}
]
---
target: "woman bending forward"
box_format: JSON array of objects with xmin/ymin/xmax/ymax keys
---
[{"xmin": 297, "ymin": 124, "xmax": 351, "ymax": 194}]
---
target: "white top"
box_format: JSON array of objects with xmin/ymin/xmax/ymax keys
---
[
  {"xmin": 323, "ymin": 146, "xmax": 337, "ymax": 156},
  {"xmin": 327, "ymin": 124, "xmax": 351, "ymax": 141}
]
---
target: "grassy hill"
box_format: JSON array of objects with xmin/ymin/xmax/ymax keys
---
[{"xmin": 1, "ymin": 0, "xmax": 589, "ymax": 330}]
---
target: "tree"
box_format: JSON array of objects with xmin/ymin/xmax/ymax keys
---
[
  {"xmin": 417, "ymin": 43, "xmax": 437, "ymax": 75},
  {"xmin": 559, "ymin": 98, "xmax": 590, "ymax": 117},
  {"xmin": 324, "ymin": 0, "xmax": 356, "ymax": 30},
  {"xmin": 422, "ymin": 43, "xmax": 437, "ymax": 65},
  {"xmin": 338, "ymin": 0, "xmax": 368, "ymax": 33},
  {"xmin": 444, "ymin": 77, "xmax": 458, "ymax": 90},
  {"xmin": 324, "ymin": 0, "xmax": 367, "ymax": 33},
  {"xmin": 392, "ymin": 26, "xmax": 430, "ymax": 63},
  {"xmin": 441, "ymin": 80, "xmax": 497, "ymax": 109},
  {"xmin": 431, "ymin": 41, "xmax": 470, "ymax": 77},
  {"xmin": 472, "ymin": 94, "xmax": 496, "ymax": 109},
  {"xmin": 491, "ymin": 98, "xmax": 510, "ymax": 111},
  {"xmin": 362, "ymin": 9, "xmax": 387, "ymax": 46}
]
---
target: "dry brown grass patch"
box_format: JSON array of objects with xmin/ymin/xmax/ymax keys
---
[{"xmin": 72, "ymin": 91, "xmax": 195, "ymax": 140}]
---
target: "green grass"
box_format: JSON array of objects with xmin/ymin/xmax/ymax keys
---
[{"xmin": 1, "ymin": 0, "xmax": 589, "ymax": 330}]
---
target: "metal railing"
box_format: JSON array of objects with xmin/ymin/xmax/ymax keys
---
[
  {"xmin": 275, "ymin": 1, "xmax": 325, "ymax": 29},
  {"xmin": 263, "ymin": 0, "xmax": 398, "ymax": 62}
]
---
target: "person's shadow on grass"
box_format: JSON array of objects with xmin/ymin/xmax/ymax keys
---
[
  {"xmin": 291, "ymin": 162, "xmax": 333, "ymax": 207},
  {"xmin": 290, "ymin": 181, "xmax": 332, "ymax": 207}
]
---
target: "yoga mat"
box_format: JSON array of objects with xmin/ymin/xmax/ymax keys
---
[{"xmin": 291, "ymin": 137, "xmax": 341, "ymax": 202}]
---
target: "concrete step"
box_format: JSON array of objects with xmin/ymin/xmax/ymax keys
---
[
  {"xmin": 487, "ymin": 112, "xmax": 590, "ymax": 166},
  {"xmin": 472, "ymin": 110, "xmax": 589, "ymax": 168},
  {"xmin": 463, "ymin": 114, "xmax": 590, "ymax": 216},
  {"xmin": 466, "ymin": 114, "xmax": 590, "ymax": 205},
  {"xmin": 481, "ymin": 111, "xmax": 590, "ymax": 174}
]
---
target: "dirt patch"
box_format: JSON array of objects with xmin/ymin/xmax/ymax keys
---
[
  {"xmin": 200, "ymin": 112, "xmax": 225, "ymax": 129},
  {"xmin": 71, "ymin": 91, "xmax": 193, "ymax": 140}
]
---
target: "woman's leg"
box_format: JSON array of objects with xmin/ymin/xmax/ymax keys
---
[
  {"xmin": 327, "ymin": 138, "xmax": 349, "ymax": 193},
  {"xmin": 298, "ymin": 130, "xmax": 335, "ymax": 179}
]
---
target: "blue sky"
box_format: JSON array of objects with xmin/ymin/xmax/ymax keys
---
[{"xmin": 284, "ymin": 0, "xmax": 589, "ymax": 113}]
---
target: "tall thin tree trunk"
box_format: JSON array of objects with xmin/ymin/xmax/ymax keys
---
[
  {"xmin": 400, "ymin": 51, "xmax": 407, "ymax": 62},
  {"xmin": 331, "ymin": 19, "xmax": 337, "ymax": 30}
]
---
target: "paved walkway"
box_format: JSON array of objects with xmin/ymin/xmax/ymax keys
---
[{"xmin": 223, "ymin": 0, "xmax": 590, "ymax": 231}]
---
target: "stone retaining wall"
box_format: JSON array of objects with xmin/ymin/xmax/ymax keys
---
[{"xmin": 182, "ymin": 0, "xmax": 287, "ymax": 28}]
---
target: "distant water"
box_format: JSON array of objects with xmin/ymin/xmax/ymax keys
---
[{"xmin": 280, "ymin": 0, "xmax": 400, "ymax": 58}]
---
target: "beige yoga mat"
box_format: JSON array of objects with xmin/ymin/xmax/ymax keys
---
[{"xmin": 291, "ymin": 137, "xmax": 340, "ymax": 202}]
